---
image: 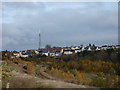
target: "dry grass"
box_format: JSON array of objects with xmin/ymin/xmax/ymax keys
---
[
  {"xmin": 8, "ymin": 76, "xmax": 35, "ymax": 88},
  {"xmin": 50, "ymin": 67, "xmax": 74, "ymax": 82},
  {"xmin": 72, "ymin": 69, "xmax": 90, "ymax": 85}
]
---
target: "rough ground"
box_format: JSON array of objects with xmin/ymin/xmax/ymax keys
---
[
  {"xmin": 2, "ymin": 61, "xmax": 94, "ymax": 88},
  {"xmin": 9, "ymin": 70, "xmax": 88, "ymax": 88}
]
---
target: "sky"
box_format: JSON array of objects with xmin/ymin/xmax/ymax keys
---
[{"xmin": 2, "ymin": 2, "xmax": 118, "ymax": 51}]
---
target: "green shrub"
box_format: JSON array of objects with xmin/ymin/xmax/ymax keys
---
[
  {"xmin": 90, "ymin": 75, "xmax": 115, "ymax": 88},
  {"xmin": 90, "ymin": 76, "xmax": 106, "ymax": 87}
]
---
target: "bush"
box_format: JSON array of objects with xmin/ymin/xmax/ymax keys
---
[
  {"xmin": 26, "ymin": 61, "xmax": 35, "ymax": 74},
  {"xmin": 90, "ymin": 75, "xmax": 118, "ymax": 88},
  {"xmin": 90, "ymin": 76, "xmax": 106, "ymax": 87},
  {"xmin": 50, "ymin": 67, "xmax": 74, "ymax": 82},
  {"xmin": 72, "ymin": 69, "xmax": 90, "ymax": 85}
]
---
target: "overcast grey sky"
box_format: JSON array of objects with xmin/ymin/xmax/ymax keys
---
[{"xmin": 2, "ymin": 2, "xmax": 118, "ymax": 51}]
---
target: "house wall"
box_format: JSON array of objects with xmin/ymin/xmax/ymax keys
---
[
  {"xmin": 42, "ymin": 53, "xmax": 49, "ymax": 56},
  {"xmin": 64, "ymin": 51, "xmax": 73, "ymax": 55}
]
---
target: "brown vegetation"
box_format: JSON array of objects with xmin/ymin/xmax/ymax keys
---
[{"xmin": 40, "ymin": 59, "xmax": 120, "ymax": 88}]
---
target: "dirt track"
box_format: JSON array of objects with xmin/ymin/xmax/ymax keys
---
[
  {"xmin": 3, "ymin": 63, "xmax": 94, "ymax": 88},
  {"xmin": 10, "ymin": 70, "xmax": 88, "ymax": 88}
]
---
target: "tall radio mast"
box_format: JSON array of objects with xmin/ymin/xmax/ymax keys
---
[{"xmin": 39, "ymin": 32, "xmax": 41, "ymax": 50}]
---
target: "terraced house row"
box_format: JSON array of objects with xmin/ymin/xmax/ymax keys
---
[{"xmin": 2, "ymin": 44, "xmax": 120, "ymax": 58}]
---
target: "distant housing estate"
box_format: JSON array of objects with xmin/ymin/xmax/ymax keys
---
[{"xmin": 2, "ymin": 44, "xmax": 120, "ymax": 58}]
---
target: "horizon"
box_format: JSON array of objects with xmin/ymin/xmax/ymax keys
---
[
  {"xmin": 2, "ymin": 44, "xmax": 119, "ymax": 52},
  {"xmin": 2, "ymin": 2, "xmax": 118, "ymax": 51}
]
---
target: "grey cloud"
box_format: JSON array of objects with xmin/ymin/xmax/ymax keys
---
[{"xmin": 2, "ymin": 2, "xmax": 118, "ymax": 51}]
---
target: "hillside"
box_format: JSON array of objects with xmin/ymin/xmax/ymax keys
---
[
  {"xmin": 2, "ymin": 49, "xmax": 120, "ymax": 88},
  {"xmin": 2, "ymin": 59, "xmax": 90, "ymax": 88}
]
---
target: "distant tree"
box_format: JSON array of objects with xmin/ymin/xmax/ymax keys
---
[
  {"xmin": 89, "ymin": 44, "xmax": 92, "ymax": 47},
  {"xmin": 5, "ymin": 50, "xmax": 8, "ymax": 53},
  {"xmin": 110, "ymin": 52, "xmax": 117, "ymax": 63},
  {"xmin": 93, "ymin": 44, "xmax": 95, "ymax": 47},
  {"xmin": 80, "ymin": 44, "xmax": 83, "ymax": 47},
  {"xmin": 45, "ymin": 44, "xmax": 51, "ymax": 51}
]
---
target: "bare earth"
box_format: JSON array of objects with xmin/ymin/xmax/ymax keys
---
[
  {"xmin": 9, "ymin": 70, "xmax": 88, "ymax": 88},
  {"xmin": 3, "ymin": 62, "xmax": 97, "ymax": 88}
]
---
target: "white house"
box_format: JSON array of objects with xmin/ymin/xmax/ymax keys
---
[
  {"xmin": 96, "ymin": 47, "xmax": 101, "ymax": 51},
  {"xmin": 13, "ymin": 53, "xmax": 20, "ymax": 57},
  {"xmin": 115, "ymin": 45, "xmax": 120, "ymax": 49},
  {"xmin": 35, "ymin": 50, "xmax": 39, "ymax": 54},
  {"xmin": 88, "ymin": 47, "xmax": 92, "ymax": 51},
  {"xmin": 12, "ymin": 51, "xmax": 28, "ymax": 58},
  {"xmin": 55, "ymin": 53, "xmax": 61, "ymax": 56},
  {"xmin": 42, "ymin": 51, "xmax": 49, "ymax": 56},
  {"xmin": 63, "ymin": 49, "xmax": 73, "ymax": 55},
  {"xmin": 74, "ymin": 49, "xmax": 81, "ymax": 53},
  {"xmin": 20, "ymin": 54, "xmax": 29, "ymax": 58},
  {"xmin": 81, "ymin": 46, "xmax": 85, "ymax": 51},
  {"xmin": 49, "ymin": 52, "xmax": 56, "ymax": 56},
  {"xmin": 71, "ymin": 46, "xmax": 79, "ymax": 50},
  {"xmin": 101, "ymin": 46, "xmax": 108, "ymax": 50},
  {"xmin": 19, "ymin": 52, "xmax": 28, "ymax": 58},
  {"xmin": 42, "ymin": 53, "xmax": 49, "ymax": 56},
  {"xmin": 55, "ymin": 51, "xmax": 61, "ymax": 56}
]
